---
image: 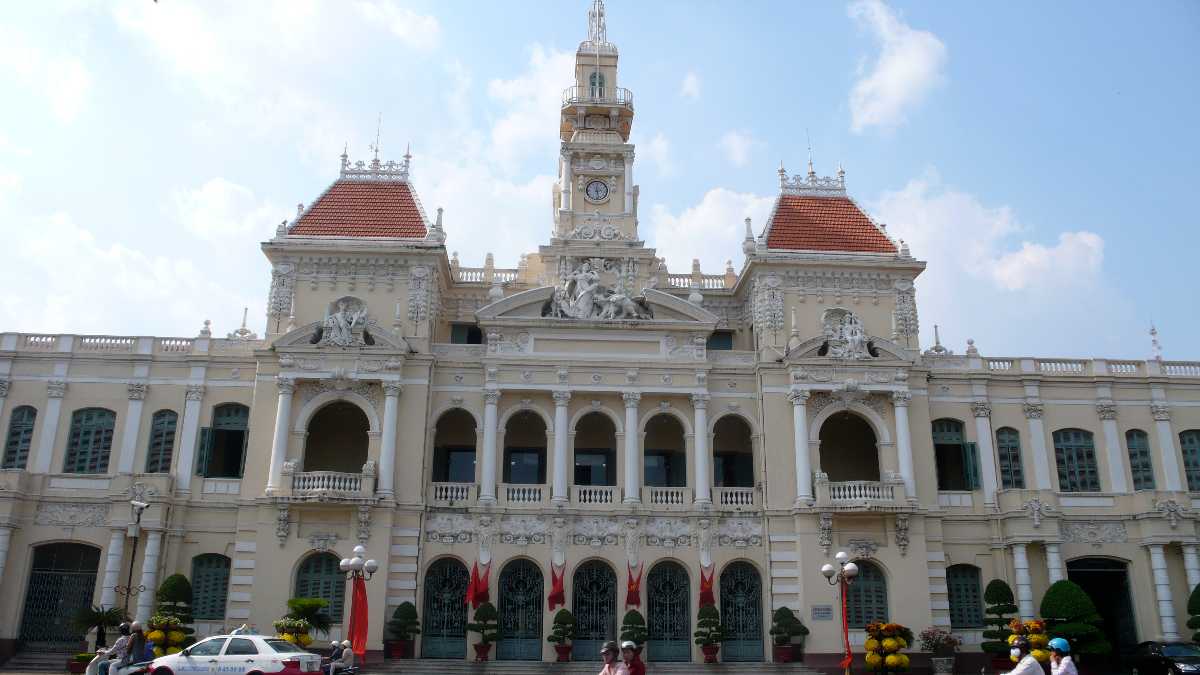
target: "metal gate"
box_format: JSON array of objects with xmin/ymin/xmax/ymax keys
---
[
  {"xmin": 646, "ymin": 561, "xmax": 690, "ymax": 662},
  {"xmin": 720, "ymin": 561, "xmax": 763, "ymax": 661},
  {"xmin": 421, "ymin": 559, "xmax": 469, "ymax": 659},
  {"xmin": 19, "ymin": 543, "xmax": 101, "ymax": 649},
  {"xmin": 572, "ymin": 561, "xmax": 616, "ymax": 662},
  {"xmin": 497, "ymin": 559, "xmax": 542, "ymax": 660}
]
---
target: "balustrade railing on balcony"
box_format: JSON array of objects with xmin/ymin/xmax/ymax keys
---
[
  {"xmin": 1037, "ymin": 359, "xmax": 1087, "ymax": 374},
  {"xmin": 644, "ymin": 486, "xmax": 690, "ymax": 506},
  {"xmin": 1105, "ymin": 360, "xmax": 1142, "ymax": 375},
  {"xmin": 561, "ymin": 85, "xmax": 633, "ymax": 107},
  {"xmin": 502, "ymin": 484, "xmax": 544, "ymax": 505},
  {"xmin": 429, "ymin": 482, "xmax": 474, "ymax": 505},
  {"xmin": 1164, "ymin": 361, "xmax": 1200, "ymax": 377},
  {"xmin": 157, "ymin": 337, "xmax": 194, "ymax": 354},
  {"xmin": 572, "ymin": 485, "xmax": 619, "ymax": 505},
  {"xmin": 714, "ymin": 487, "xmax": 756, "ymax": 508},
  {"xmin": 826, "ymin": 481, "xmax": 895, "ymax": 503},
  {"xmin": 21, "ymin": 334, "xmax": 58, "ymax": 351},
  {"xmin": 291, "ymin": 471, "xmax": 367, "ymax": 497}
]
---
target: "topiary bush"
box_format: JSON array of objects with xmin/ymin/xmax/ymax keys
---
[
  {"xmin": 981, "ymin": 579, "xmax": 1018, "ymax": 655},
  {"xmin": 547, "ymin": 609, "xmax": 576, "ymax": 645},
  {"xmin": 467, "ymin": 602, "xmax": 499, "ymax": 645},
  {"xmin": 386, "ymin": 602, "xmax": 421, "ymax": 641},
  {"xmin": 620, "ymin": 609, "xmax": 647, "ymax": 646},
  {"xmin": 1188, "ymin": 583, "xmax": 1200, "ymax": 643},
  {"xmin": 287, "ymin": 598, "xmax": 332, "ymax": 636},
  {"xmin": 769, "ymin": 607, "xmax": 808, "ymax": 646},
  {"xmin": 155, "ymin": 575, "xmax": 194, "ymax": 624},
  {"xmin": 693, "ymin": 604, "xmax": 725, "ymax": 646},
  {"xmin": 1040, "ymin": 580, "xmax": 1111, "ymax": 656}
]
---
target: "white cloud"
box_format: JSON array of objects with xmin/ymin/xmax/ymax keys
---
[
  {"xmin": 990, "ymin": 231, "xmax": 1104, "ymax": 291},
  {"xmin": 0, "ymin": 27, "xmax": 91, "ymax": 124},
  {"xmin": 172, "ymin": 178, "xmax": 283, "ymax": 242},
  {"xmin": 847, "ymin": 0, "xmax": 946, "ymax": 133},
  {"xmin": 639, "ymin": 132, "xmax": 674, "ymax": 177},
  {"xmin": 647, "ymin": 188, "xmax": 774, "ymax": 273},
  {"xmin": 486, "ymin": 45, "xmax": 575, "ymax": 165},
  {"xmin": 718, "ymin": 130, "xmax": 759, "ymax": 168},
  {"xmin": 354, "ymin": 1, "xmax": 441, "ymax": 50},
  {"xmin": 680, "ymin": 71, "xmax": 701, "ymax": 100}
]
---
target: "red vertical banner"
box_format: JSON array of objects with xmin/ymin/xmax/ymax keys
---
[
  {"xmin": 348, "ymin": 576, "xmax": 368, "ymax": 660},
  {"xmin": 625, "ymin": 562, "xmax": 643, "ymax": 609},
  {"xmin": 464, "ymin": 561, "xmax": 492, "ymax": 609},
  {"xmin": 699, "ymin": 564, "xmax": 715, "ymax": 607},
  {"xmin": 548, "ymin": 562, "xmax": 566, "ymax": 610},
  {"xmin": 839, "ymin": 577, "xmax": 852, "ymax": 669}
]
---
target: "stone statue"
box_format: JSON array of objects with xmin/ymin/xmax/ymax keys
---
[
  {"xmin": 544, "ymin": 260, "xmax": 653, "ymax": 320},
  {"xmin": 822, "ymin": 308, "xmax": 872, "ymax": 359},
  {"xmin": 323, "ymin": 299, "xmax": 367, "ymax": 346},
  {"xmin": 695, "ymin": 518, "xmax": 713, "ymax": 569},
  {"xmin": 566, "ymin": 261, "xmax": 601, "ymax": 318}
]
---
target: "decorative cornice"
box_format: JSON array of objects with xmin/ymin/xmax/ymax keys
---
[
  {"xmin": 46, "ymin": 380, "xmax": 67, "ymax": 398},
  {"xmin": 339, "ymin": 151, "xmax": 411, "ymax": 182},
  {"xmin": 1150, "ymin": 403, "xmax": 1171, "ymax": 422},
  {"xmin": 779, "ymin": 166, "xmax": 846, "ymax": 197},
  {"xmin": 891, "ymin": 391, "xmax": 912, "ymax": 407},
  {"xmin": 971, "ymin": 401, "xmax": 991, "ymax": 418},
  {"xmin": 1095, "ymin": 400, "xmax": 1117, "ymax": 421},
  {"xmin": 382, "ymin": 381, "xmax": 404, "ymax": 397},
  {"xmin": 1023, "ymin": 402, "xmax": 1045, "ymax": 419},
  {"xmin": 552, "ymin": 390, "xmax": 572, "ymax": 405},
  {"xmin": 787, "ymin": 389, "xmax": 811, "ymax": 406},
  {"xmin": 127, "ymin": 382, "xmax": 148, "ymax": 401},
  {"xmin": 622, "ymin": 391, "xmax": 641, "ymax": 407}
]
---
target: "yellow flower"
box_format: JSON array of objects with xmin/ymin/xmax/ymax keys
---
[
  {"xmin": 281, "ymin": 633, "xmax": 296, "ymax": 644},
  {"xmin": 1007, "ymin": 634, "xmax": 1019, "ymax": 645},
  {"xmin": 882, "ymin": 638, "xmax": 899, "ymax": 653},
  {"xmin": 865, "ymin": 652, "xmax": 884, "ymax": 669},
  {"xmin": 166, "ymin": 647, "xmax": 182, "ymax": 655},
  {"xmin": 885, "ymin": 654, "xmax": 902, "ymax": 668},
  {"xmin": 298, "ymin": 635, "xmax": 313, "ymax": 647},
  {"xmin": 899, "ymin": 654, "xmax": 910, "ymax": 668},
  {"xmin": 895, "ymin": 637, "xmax": 907, "ymax": 649},
  {"xmin": 146, "ymin": 630, "xmax": 166, "ymax": 645},
  {"xmin": 1011, "ymin": 654, "xmax": 1020, "ymax": 663},
  {"xmin": 865, "ymin": 638, "xmax": 881, "ymax": 652},
  {"xmin": 1031, "ymin": 649, "xmax": 1050, "ymax": 663},
  {"xmin": 167, "ymin": 631, "xmax": 186, "ymax": 646},
  {"xmin": 152, "ymin": 647, "xmax": 164, "ymax": 658}
]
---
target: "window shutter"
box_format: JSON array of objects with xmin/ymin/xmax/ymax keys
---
[
  {"xmin": 195, "ymin": 427, "xmax": 212, "ymax": 477},
  {"xmin": 964, "ymin": 442, "xmax": 981, "ymax": 490}
]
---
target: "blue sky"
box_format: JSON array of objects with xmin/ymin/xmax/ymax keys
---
[{"xmin": 1, "ymin": 0, "xmax": 1197, "ymax": 359}]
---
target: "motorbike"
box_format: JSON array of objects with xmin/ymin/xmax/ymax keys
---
[{"xmin": 85, "ymin": 649, "xmax": 152, "ymax": 675}]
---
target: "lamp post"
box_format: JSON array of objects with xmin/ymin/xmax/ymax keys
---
[
  {"xmin": 821, "ymin": 551, "xmax": 859, "ymax": 675},
  {"xmin": 340, "ymin": 545, "xmax": 378, "ymax": 662},
  {"xmin": 339, "ymin": 544, "xmax": 379, "ymax": 580},
  {"xmin": 115, "ymin": 500, "xmax": 150, "ymax": 615}
]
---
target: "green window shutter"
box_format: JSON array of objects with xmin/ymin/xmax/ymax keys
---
[
  {"xmin": 1125, "ymin": 430, "xmax": 1154, "ymax": 491},
  {"xmin": 1053, "ymin": 429, "xmax": 1100, "ymax": 492},
  {"xmin": 963, "ymin": 442, "xmax": 982, "ymax": 490},
  {"xmin": 1181, "ymin": 431, "xmax": 1200, "ymax": 492},
  {"xmin": 191, "ymin": 554, "xmax": 231, "ymax": 620},
  {"xmin": 3, "ymin": 406, "xmax": 37, "ymax": 470},
  {"xmin": 946, "ymin": 566, "xmax": 983, "ymax": 628},
  {"xmin": 995, "ymin": 427, "xmax": 1025, "ymax": 489},
  {"xmin": 295, "ymin": 553, "xmax": 345, "ymax": 621},
  {"xmin": 195, "ymin": 427, "xmax": 213, "ymax": 477},
  {"xmin": 845, "ymin": 561, "xmax": 888, "ymax": 628},
  {"xmin": 238, "ymin": 427, "xmax": 249, "ymax": 478},
  {"xmin": 64, "ymin": 408, "xmax": 115, "ymax": 474},
  {"xmin": 145, "ymin": 410, "xmax": 178, "ymax": 474}
]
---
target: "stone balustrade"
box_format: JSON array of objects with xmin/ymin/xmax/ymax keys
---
[
  {"xmin": 714, "ymin": 486, "xmax": 756, "ymax": 509},
  {"xmin": 572, "ymin": 485, "xmax": 619, "ymax": 505},
  {"xmin": 644, "ymin": 485, "xmax": 691, "ymax": 507},
  {"xmin": 289, "ymin": 470, "xmax": 373, "ymax": 499}
]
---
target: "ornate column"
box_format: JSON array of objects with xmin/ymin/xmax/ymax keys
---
[
  {"xmin": 0, "ymin": 525, "xmax": 12, "ymax": 589},
  {"xmin": 116, "ymin": 382, "xmax": 148, "ymax": 474},
  {"xmin": 562, "ymin": 151, "xmax": 573, "ymax": 211},
  {"xmin": 552, "ymin": 391, "xmax": 571, "ymax": 504},
  {"xmin": 1045, "ymin": 542, "xmax": 1065, "ymax": 584},
  {"xmin": 134, "ymin": 529, "xmax": 163, "ymax": 624},
  {"xmin": 1092, "ymin": 400, "xmax": 1128, "ymax": 492},
  {"xmin": 378, "ymin": 382, "xmax": 402, "ymax": 498},
  {"xmin": 788, "ymin": 389, "xmax": 812, "ymax": 506},
  {"xmin": 1151, "ymin": 404, "xmax": 1183, "ymax": 492},
  {"xmin": 972, "ymin": 401, "xmax": 1000, "ymax": 504},
  {"xmin": 1148, "ymin": 544, "xmax": 1180, "ymax": 639},
  {"xmin": 480, "ymin": 390, "xmax": 500, "ymax": 503},
  {"xmin": 174, "ymin": 384, "xmax": 205, "ymax": 493},
  {"xmin": 0, "ymin": 379, "xmax": 9, "ymax": 436},
  {"xmin": 622, "ymin": 392, "xmax": 641, "ymax": 504},
  {"xmin": 1011, "ymin": 543, "xmax": 1035, "ymax": 619},
  {"xmin": 623, "ymin": 151, "xmax": 634, "ymax": 215},
  {"xmin": 266, "ymin": 377, "xmax": 296, "ymax": 494},
  {"xmin": 1023, "ymin": 403, "xmax": 1053, "ymax": 490},
  {"xmin": 692, "ymin": 394, "xmax": 711, "ymax": 505},
  {"xmin": 892, "ymin": 392, "xmax": 916, "ymax": 501},
  {"xmin": 99, "ymin": 528, "xmax": 125, "ymax": 608},
  {"xmin": 1182, "ymin": 544, "xmax": 1200, "ymax": 591},
  {"xmin": 32, "ymin": 380, "xmax": 66, "ymax": 474}
]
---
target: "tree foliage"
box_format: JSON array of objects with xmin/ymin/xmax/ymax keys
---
[
  {"xmin": 286, "ymin": 598, "xmax": 332, "ymax": 636},
  {"xmin": 155, "ymin": 575, "xmax": 194, "ymax": 625},
  {"xmin": 73, "ymin": 606, "xmax": 126, "ymax": 649},
  {"xmin": 1040, "ymin": 580, "xmax": 1110, "ymax": 656},
  {"xmin": 1187, "ymin": 584, "xmax": 1200, "ymax": 642},
  {"xmin": 467, "ymin": 602, "xmax": 499, "ymax": 645},
  {"xmin": 547, "ymin": 609, "xmax": 576, "ymax": 645},
  {"xmin": 693, "ymin": 604, "xmax": 725, "ymax": 646},
  {"xmin": 769, "ymin": 607, "xmax": 809, "ymax": 646},
  {"xmin": 620, "ymin": 609, "xmax": 648, "ymax": 646},
  {"xmin": 981, "ymin": 579, "xmax": 1018, "ymax": 655},
  {"xmin": 386, "ymin": 602, "xmax": 421, "ymax": 641}
]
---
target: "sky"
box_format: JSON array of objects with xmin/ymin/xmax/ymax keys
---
[{"xmin": 1, "ymin": 0, "xmax": 1198, "ymax": 359}]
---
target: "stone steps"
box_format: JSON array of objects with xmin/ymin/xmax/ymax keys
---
[
  {"xmin": 369, "ymin": 659, "xmax": 822, "ymax": 674},
  {"xmin": 1, "ymin": 650, "xmax": 75, "ymax": 672}
]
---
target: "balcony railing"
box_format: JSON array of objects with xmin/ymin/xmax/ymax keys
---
[
  {"xmin": 828, "ymin": 481, "xmax": 894, "ymax": 502},
  {"xmin": 429, "ymin": 482, "xmax": 475, "ymax": 506},
  {"xmin": 813, "ymin": 473, "xmax": 908, "ymax": 509},
  {"xmin": 288, "ymin": 470, "xmax": 374, "ymax": 499},
  {"xmin": 644, "ymin": 486, "xmax": 691, "ymax": 506},
  {"xmin": 572, "ymin": 485, "xmax": 619, "ymax": 505},
  {"xmin": 714, "ymin": 486, "xmax": 757, "ymax": 509},
  {"xmin": 561, "ymin": 86, "xmax": 633, "ymax": 107},
  {"xmin": 501, "ymin": 483, "xmax": 545, "ymax": 506}
]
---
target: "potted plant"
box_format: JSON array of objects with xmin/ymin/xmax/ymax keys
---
[
  {"xmin": 546, "ymin": 608, "xmax": 577, "ymax": 662},
  {"xmin": 769, "ymin": 607, "xmax": 808, "ymax": 663},
  {"xmin": 864, "ymin": 622, "xmax": 914, "ymax": 672},
  {"xmin": 68, "ymin": 653, "xmax": 95, "ymax": 674},
  {"xmin": 620, "ymin": 610, "xmax": 647, "ymax": 655},
  {"xmin": 285, "ymin": 598, "xmax": 332, "ymax": 637},
  {"xmin": 1006, "ymin": 619, "xmax": 1051, "ymax": 666},
  {"xmin": 384, "ymin": 602, "xmax": 420, "ymax": 659},
  {"xmin": 919, "ymin": 627, "xmax": 961, "ymax": 674},
  {"xmin": 72, "ymin": 605, "xmax": 125, "ymax": 651},
  {"xmin": 693, "ymin": 604, "xmax": 725, "ymax": 664},
  {"xmin": 467, "ymin": 602, "xmax": 499, "ymax": 661},
  {"xmin": 981, "ymin": 580, "xmax": 1018, "ymax": 672}
]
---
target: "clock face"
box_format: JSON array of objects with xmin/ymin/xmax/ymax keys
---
[{"xmin": 585, "ymin": 179, "xmax": 609, "ymax": 202}]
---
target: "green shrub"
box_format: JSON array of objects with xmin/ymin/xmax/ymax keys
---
[
  {"xmin": 72, "ymin": 606, "xmax": 126, "ymax": 649},
  {"xmin": 386, "ymin": 602, "xmax": 420, "ymax": 641},
  {"xmin": 286, "ymin": 598, "xmax": 332, "ymax": 636},
  {"xmin": 693, "ymin": 604, "xmax": 725, "ymax": 646},
  {"xmin": 1040, "ymin": 580, "xmax": 1110, "ymax": 656},
  {"xmin": 620, "ymin": 609, "xmax": 647, "ymax": 646},
  {"xmin": 547, "ymin": 609, "xmax": 576, "ymax": 645},
  {"xmin": 981, "ymin": 579, "xmax": 1018, "ymax": 655},
  {"xmin": 769, "ymin": 607, "xmax": 808, "ymax": 646},
  {"xmin": 1188, "ymin": 584, "xmax": 1200, "ymax": 642},
  {"xmin": 75, "ymin": 654, "xmax": 97, "ymax": 663},
  {"xmin": 467, "ymin": 602, "xmax": 499, "ymax": 645}
]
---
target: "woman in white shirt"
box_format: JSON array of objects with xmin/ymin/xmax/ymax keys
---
[
  {"xmin": 1049, "ymin": 638, "xmax": 1078, "ymax": 675},
  {"xmin": 1008, "ymin": 637, "xmax": 1044, "ymax": 675}
]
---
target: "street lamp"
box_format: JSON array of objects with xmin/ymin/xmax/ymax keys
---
[
  {"xmin": 821, "ymin": 550, "xmax": 859, "ymax": 675},
  {"xmin": 115, "ymin": 500, "xmax": 150, "ymax": 615},
  {"xmin": 339, "ymin": 545, "xmax": 379, "ymax": 580},
  {"xmin": 340, "ymin": 545, "xmax": 377, "ymax": 662}
]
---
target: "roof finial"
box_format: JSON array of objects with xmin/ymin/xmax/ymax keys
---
[
  {"xmin": 1150, "ymin": 323, "xmax": 1163, "ymax": 361},
  {"xmin": 340, "ymin": 143, "xmax": 349, "ymax": 172},
  {"xmin": 587, "ymin": 0, "xmax": 607, "ymax": 43},
  {"xmin": 778, "ymin": 160, "xmax": 787, "ymax": 189},
  {"xmin": 402, "ymin": 142, "xmax": 412, "ymax": 174},
  {"xmin": 370, "ymin": 113, "xmax": 382, "ymax": 165},
  {"xmin": 806, "ymin": 129, "xmax": 815, "ymax": 177},
  {"xmin": 240, "ymin": 307, "xmax": 249, "ymax": 329}
]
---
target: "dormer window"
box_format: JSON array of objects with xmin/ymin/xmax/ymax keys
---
[{"xmin": 589, "ymin": 71, "xmax": 605, "ymax": 98}]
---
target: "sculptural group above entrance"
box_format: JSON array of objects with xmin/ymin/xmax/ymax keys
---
[
  {"xmin": 542, "ymin": 260, "xmax": 653, "ymax": 320},
  {"xmin": 820, "ymin": 308, "xmax": 877, "ymax": 359}
]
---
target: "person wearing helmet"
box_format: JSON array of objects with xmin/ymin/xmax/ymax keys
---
[
  {"xmin": 619, "ymin": 640, "xmax": 645, "ymax": 675},
  {"xmin": 120, "ymin": 622, "xmax": 146, "ymax": 669},
  {"xmin": 98, "ymin": 623, "xmax": 132, "ymax": 675},
  {"xmin": 1008, "ymin": 637, "xmax": 1041, "ymax": 675},
  {"xmin": 598, "ymin": 641, "xmax": 622, "ymax": 675},
  {"xmin": 328, "ymin": 641, "xmax": 343, "ymax": 662},
  {"xmin": 327, "ymin": 640, "xmax": 354, "ymax": 675},
  {"xmin": 1049, "ymin": 638, "xmax": 1078, "ymax": 675}
]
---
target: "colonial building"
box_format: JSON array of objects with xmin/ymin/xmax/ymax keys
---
[{"xmin": 1, "ymin": 1, "xmax": 1197, "ymax": 667}]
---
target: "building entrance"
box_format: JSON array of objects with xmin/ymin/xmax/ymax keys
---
[
  {"xmin": 19, "ymin": 543, "xmax": 101, "ymax": 650},
  {"xmin": 1066, "ymin": 557, "xmax": 1138, "ymax": 669}
]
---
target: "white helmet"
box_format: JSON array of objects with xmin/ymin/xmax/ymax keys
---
[
  {"xmin": 129, "ymin": 621, "xmax": 143, "ymax": 633},
  {"xmin": 341, "ymin": 640, "xmax": 351, "ymax": 648}
]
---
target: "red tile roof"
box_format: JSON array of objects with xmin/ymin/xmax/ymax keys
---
[
  {"xmin": 289, "ymin": 180, "xmax": 427, "ymax": 238},
  {"xmin": 765, "ymin": 195, "xmax": 897, "ymax": 254}
]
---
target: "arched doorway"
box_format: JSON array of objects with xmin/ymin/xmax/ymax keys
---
[
  {"xmin": 422, "ymin": 558, "xmax": 470, "ymax": 659},
  {"xmin": 714, "ymin": 416, "xmax": 754, "ymax": 488},
  {"xmin": 1066, "ymin": 558, "xmax": 1137, "ymax": 663},
  {"xmin": 720, "ymin": 561, "xmax": 763, "ymax": 662},
  {"xmin": 846, "ymin": 560, "xmax": 888, "ymax": 627},
  {"xmin": 818, "ymin": 412, "xmax": 880, "ymax": 481},
  {"xmin": 432, "ymin": 409, "xmax": 476, "ymax": 483},
  {"xmin": 643, "ymin": 414, "xmax": 686, "ymax": 495},
  {"xmin": 294, "ymin": 552, "xmax": 345, "ymax": 623},
  {"xmin": 497, "ymin": 559, "xmax": 543, "ymax": 661},
  {"xmin": 19, "ymin": 543, "xmax": 101, "ymax": 648},
  {"xmin": 646, "ymin": 561, "xmax": 690, "ymax": 662},
  {"xmin": 504, "ymin": 411, "xmax": 547, "ymax": 485},
  {"xmin": 303, "ymin": 402, "xmax": 369, "ymax": 473},
  {"xmin": 574, "ymin": 412, "xmax": 616, "ymax": 488},
  {"xmin": 572, "ymin": 560, "xmax": 616, "ymax": 662}
]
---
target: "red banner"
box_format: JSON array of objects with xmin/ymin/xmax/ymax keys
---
[
  {"xmin": 347, "ymin": 576, "xmax": 368, "ymax": 660},
  {"xmin": 625, "ymin": 562, "xmax": 644, "ymax": 609},
  {"xmin": 548, "ymin": 563, "xmax": 566, "ymax": 610},
  {"xmin": 839, "ymin": 577, "xmax": 852, "ymax": 669},
  {"xmin": 464, "ymin": 560, "xmax": 491, "ymax": 609},
  {"xmin": 699, "ymin": 564, "xmax": 715, "ymax": 607}
]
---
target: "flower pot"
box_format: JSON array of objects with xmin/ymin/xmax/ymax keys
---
[
  {"xmin": 554, "ymin": 644, "xmax": 573, "ymax": 662},
  {"xmin": 773, "ymin": 644, "xmax": 794, "ymax": 663},
  {"xmin": 792, "ymin": 642, "xmax": 805, "ymax": 662},
  {"xmin": 473, "ymin": 643, "xmax": 492, "ymax": 661},
  {"xmin": 67, "ymin": 661, "xmax": 87, "ymax": 674},
  {"xmin": 701, "ymin": 644, "xmax": 720, "ymax": 663},
  {"xmin": 385, "ymin": 639, "xmax": 413, "ymax": 659},
  {"xmin": 931, "ymin": 656, "xmax": 956, "ymax": 674}
]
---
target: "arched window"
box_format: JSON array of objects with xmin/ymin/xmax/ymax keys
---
[
  {"xmin": 995, "ymin": 427, "xmax": 1025, "ymax": 489},
  {"xmin": 1125, "ymin": 429, "xmax": 1154, "ymax": 491},
  {"xmin": 575, "ymin": 412, "xmax": 616, "ymax": 487},
  {"xmin": 1181, "ymin": 430, "xmax": 1200, "ymax": 492},
  {"xmin": 818, "ymin": 411, "xmax": 880, "ymax": 482},
  {"xmin": 1053, "ymin": 429, "xmax": 1100, "ymax": 492},
  {"xmin": 932, "ymin": 419, "xmax": 980, "ymax": 490},
  {"xmin": 714, "ymin": 416, "xmax": 754, "ymax": 488},
  {"xmin": 433, "ymin": 409, "xmax": 476, "ymax": 483},
  {"xmin": 145, "ymin": 410, "xmax": 178, "ymax": 474},
  {"xmin": 294, "ymin": 552, "xmax": 345, "ymax": 622},
  {"xmin": 3, "ymin": 405, "xmax": 36, "ymax": 469},
  {"xmin": 504, "ymin": 411, "xmax": 547, "ymax": 485},
  {"xmin": 64, "ymin": 408, "xmax": 116, "ymax": 474},
  {"xmin": 589, "ymin": 71, "xmax": 605, "ymax": 98},
  {"xmin": 845, "ymin": 560, "xmax": 887, "ymax": 628},
  {"xmin": 643, "ymin": 414, "xmax": 685, "ymax": 489},
  {"xmin": 946, "ymin": 565, "xmax": 983, "ymax": 628},
  {"xmin": 304, "ymin": 402, "xmax": 368, "ymax": 473},
  {"xmin": 191, "ymin": 554, "xmax": 231, "ymax": 620},
  {"xmin": 197, "ymin": 403, "xmax": 249, "ymax": 478}
]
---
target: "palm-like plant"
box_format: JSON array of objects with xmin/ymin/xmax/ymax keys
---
[
  {"xmin": 286, "ymin": 598, "xmax": 333, "ymax": 637},
  {"xmin": 73, "ymin": 606, "xmax": 126, "ymax": 649}
]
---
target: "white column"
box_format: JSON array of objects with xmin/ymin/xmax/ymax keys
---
[
  {"xmin": 1151, "ymin": 404, "xmax": 1183, "ymax": 492},
  {"xmin": 623, "ymin": 151, "xmax": 634, "ymax": 215},
  {"xmin": 1024, "ymin": 403, "xmax": 1053, "ymax": 490},
  {"xmin": 892, "ymin": 392, "xmax": 916, "ymax": 501},
  {"xmin": 622, "ymin": 392, "xmax": 641, "ymax": 504},
  {"xmin": 0, "ymin": 379, "xmax": 9, "ymax": 436},
  {"xmin": 174, "ymin": 384, "xmax": 205, "ymax": 493},
  {"xmin": 692, "ymin": 394, "xmax": 711, "ymax": 505},
  {"xmin": 1148, "ymin": 544, "xmax": 1180, "ymax": 639},
  {"xmin": 378, "ymin": 382, "xmax": 402, "ymax": 497},
  {"xmin": 100, "ymin": 528, "xmax": 125, "ymax": 609},
  {"xmin": 134, "ymin": 529, "xmax": 163, "ymax": 624},
  {"xmin": 1045, "ymin": 543, "xmax": 1065, "ymax": 584},
  {"xmin": 972, "ymin": 401, "xmax": 1000, "ymax": 504},
  {"xmin": 266, "ymin": 377, "xmax": 296, "ymax": 494},
  {"xmin": 1012, "ymin": 543, "xmax": 1035, "ymax": 619},
  {"xmin": 1182, "ymin": 544, "xmax": 1200, "ymax": 591},
  {"xmin": 552, "ymin": 391, "xmax": 571, "ymax": 504},
  {"xmin": 562, "ymin": 152, "xmax": 573, "ymax": 211},
  {"xmin": 480, "ymin": 390, "xmax": 500, "ymax": 503},
  {"xmin": 0, "ymin": 526, "xmax": 12, "ymax": 589},
  {"xmin": 1097, "ymin": 403, "xmax": 1128, "ymax": 492},
  {"xmin": 32, "ymin": 381, "xmax": 66, "ymax": 474},
  {"xmin": 116, "ymin": 383, "xmax": 147, "ymax": 474},
  {"xmin": 789, "ymin": 389, "xmax": 812, "ymax": 505}
]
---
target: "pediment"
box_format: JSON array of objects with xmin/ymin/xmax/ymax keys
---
[
  {"xmin": 272, "ymin": 320, "xmax": 410, "ymax": 351},
  {"xmin": 476, "ymin": 286, "xmax": 718, "ymax": 328},
  {"xmin": 786, "ymin": 333, "xmax": 913, "ymax": 362}
]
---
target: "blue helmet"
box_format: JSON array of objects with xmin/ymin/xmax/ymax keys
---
[{"xmin": 1048, "ymin": 638, "xmax": 1070, "ymax": 653}]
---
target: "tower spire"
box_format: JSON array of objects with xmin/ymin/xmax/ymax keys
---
[{"xmin": 587, "ymin": 0, "xmax": 607, "ymax": 43}]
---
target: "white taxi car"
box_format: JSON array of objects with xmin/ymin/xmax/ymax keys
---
[{"xmin": 147, "ymin": 634, "xmax": 322, "ymax": 675}]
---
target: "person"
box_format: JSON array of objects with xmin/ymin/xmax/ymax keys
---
[
  {"xmin": 598, "ymin": 641, "xmax": 623, "ymax": 675},
  {"xmin": 1007, "ymin": 637, "xmax": 1042, "ymax": 675},
  {"xmin": 98, "ymin": 623, "xmax": 131, "ymax": 675},
  {"xmin": 327, "ymin": 640, "xmax": 354, "ymax": 675},
  {"xmin": 121, "ymin": 622, "xmax": 146, "ymax": 669},
  {"xmin": 1049, "ymin": 638, "xmax": 1078, "ymax": 675},
  {"xmin": 619, "ymin": 641, "xmax": 645, "ymax": 675}
]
